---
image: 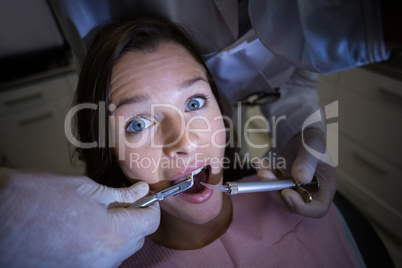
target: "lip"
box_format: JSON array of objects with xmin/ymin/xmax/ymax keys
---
[{"xmin": 178, "ymin": 165, "xmax": 214, "ymax": 204}]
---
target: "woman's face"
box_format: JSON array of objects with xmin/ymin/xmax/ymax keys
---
[{"xmin": 110, "ymin": 43, "xmax": 226, "ymax": 224}]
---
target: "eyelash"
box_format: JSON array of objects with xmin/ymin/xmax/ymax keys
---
[
  {"xmin": 125, "ymin": 114, "xmax": 154, "ymax": 134},
  {"xmin": 186, "ymin": 94, "xmax": 210, "ymax": 111},
  {"xmin": 125, "ymin": 94, "xmax": 210, "ymax": 135}
]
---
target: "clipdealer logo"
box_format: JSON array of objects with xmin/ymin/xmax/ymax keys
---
[
  {"xmin": 64, "ymin": 100, "xmax": 339, "ymax": 167},
  {"xmin": 301, "ymin": 101, "xmax": 338, "ymax": 167}
]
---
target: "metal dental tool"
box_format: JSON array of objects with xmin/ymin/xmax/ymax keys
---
[
  {"xmin": 201, "ymin": 174, "xmax": 319, "ymax": 203},
  {"xmin": 128, "ymin": 174, "xmax": 194, "ymax": 209}
]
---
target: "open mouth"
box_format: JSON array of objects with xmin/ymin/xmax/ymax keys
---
[
  {"xmin": 186, "ymin": 165, "xmax": 210, "ymax": 194},
  {"xmin": 171, "ymin": 165, "xmax": 210, "ymax": 194}
]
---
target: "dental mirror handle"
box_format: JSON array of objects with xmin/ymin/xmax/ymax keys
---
[
  {"xmin": 128, "ymin": 194, "xmax": 159, "ymax": 209},
  {"xmin": 127, "ymin": 176, "xmax": 194, "ymax": 209}
]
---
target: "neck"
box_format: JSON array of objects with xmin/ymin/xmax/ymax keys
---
[{"xmin": 149, "ymin": 194, "xmax": 233, "ymax": 250}]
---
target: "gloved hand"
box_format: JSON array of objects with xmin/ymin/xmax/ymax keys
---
[
  {"xmin": 257, "ymin": 128, "xmax": 338, "ymax": 218},
  {"xmin": 0, "ymin": 168, "xmax": 160, "ymax": 267}
]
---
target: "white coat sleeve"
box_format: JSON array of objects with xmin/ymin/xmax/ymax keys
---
[{"xmin": 259, "ymin": 68, "xmax": 326, "ymax": 154}]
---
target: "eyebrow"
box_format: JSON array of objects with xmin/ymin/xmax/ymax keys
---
[
  {"xmin": 113, "ymin": 76, "xmax": 208, "ymax": 111},
  {"xmin": 180, "ymin": 76, "xmax": 208, "ymax": 91},
  {"xmin": 114, "ymin": 94, "xmax": 150, "ymax": 111}
]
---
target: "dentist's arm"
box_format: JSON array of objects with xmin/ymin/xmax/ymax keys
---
[{"xmin": 0, "ymin": 168, "xmax": 160, "ymax": 268}]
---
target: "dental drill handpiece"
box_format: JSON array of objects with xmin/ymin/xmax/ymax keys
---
[
  {"xmin": 201, "ymin": 180, "xmax": 296, "ymax": 195},
  {"xmin": 201, "ymin": 175, "xmax": 319, "ymax": 203}
]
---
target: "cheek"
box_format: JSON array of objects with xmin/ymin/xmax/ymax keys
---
[
  {"xmin": 161, "ymin": 190, "xmax": 223, "ymax": 224},
  {"xmin": 208, "ymin": 114, "xmax": 226, "ymax": 152},
  {"xmin": 111, "ymin": 117, "xmax": 160, "ymax": 183},
  {"xmin": 111, "ymin": 114, "xmax": 156, "ymax": 160},
  {"xmin": 116, "ymin": 147, "xmax": 161, "ymax": 185},
  {"xmin": 214, "ymin": 119, "xmax": 226, "ymax": 147}
]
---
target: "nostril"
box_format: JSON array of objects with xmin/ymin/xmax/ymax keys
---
[{"xmin": 162, "ymin": 129, "xmax": 198, "ymax": 157}]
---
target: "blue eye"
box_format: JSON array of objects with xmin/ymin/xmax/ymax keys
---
[
  {"xmin": 126, "ymin": 118, "xmax": 153, "ymax": 133},
  {"xmin": 186, "ymin": 97, "xmax": 206, "ymax": 111}
]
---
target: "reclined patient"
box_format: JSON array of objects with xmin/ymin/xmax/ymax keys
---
[{"xmin": 74, "ymin": 16, "xmax": 362, "ymax": 267}]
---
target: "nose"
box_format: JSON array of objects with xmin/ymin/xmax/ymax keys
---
[{"xmin": 162, "ymin": 117, "xmax": 200, "ymax": 158}]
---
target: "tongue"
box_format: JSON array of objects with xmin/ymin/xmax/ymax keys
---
[{"xmin": 184, "ymin": 167, "xmax": 208, "ymax": 194}]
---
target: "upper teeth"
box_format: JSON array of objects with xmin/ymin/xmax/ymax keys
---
[{"xmin": 192, "ymin": 167, "xmax": 204, "ymax": 176}]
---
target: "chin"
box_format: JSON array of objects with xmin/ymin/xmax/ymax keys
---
[
  {"xmin": 162, "ymin": 189, "xmax": 224, "ymax": 225},
  {"xmin": 187, "ymin": 190, "xmax": 224, "ymax": 225}
]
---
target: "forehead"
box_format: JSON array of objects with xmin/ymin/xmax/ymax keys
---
[{"xmin": 110, "ymin": 43, "xmax": 206, "ymax": 99}]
